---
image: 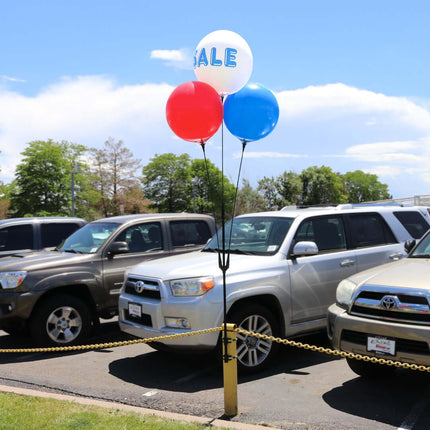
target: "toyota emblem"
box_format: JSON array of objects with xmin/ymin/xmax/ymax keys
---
[
  {"xmin": 134, "ymin": 280, "xmax": 145, "ymax": 294},
  {"xmin": 380, "ymin": 295, "xmax": 397, "ymax": 310}
]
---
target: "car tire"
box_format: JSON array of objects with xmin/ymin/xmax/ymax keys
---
[
  {"xmin": 228, "ymin": 304, "xmax": 279, "ymax": 373},
  {"xmin": 29, "ymin": 295, "xmax": 93, "ymax": 346},
  {"xmin": 346, "ymin": 357, "xmax": 395, "ymax": 378}
]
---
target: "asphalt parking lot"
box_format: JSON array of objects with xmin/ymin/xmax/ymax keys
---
[{"xmin": 0, "ymin": 320, "xmax": 429, "ymax": 430}]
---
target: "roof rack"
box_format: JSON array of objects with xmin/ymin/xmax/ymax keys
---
[
  {"xmin": 281, "ymin": 204, "xmax": 338, "ymax": 211},
  {"xmin": 281, "ymin": 202, "xmax": 411, "ymax": 211}
]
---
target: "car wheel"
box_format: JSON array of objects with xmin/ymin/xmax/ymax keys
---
[
  {"xmin": 229, "ymin": 304, "xmax": 279, "ymax": 373},
  {"xmin": 29, "ymin": 295, "xmax": 93, "ymax": 346},
  {"xmin": 346, "ymin": 357, "xmax": 395, "ymax": 378}
]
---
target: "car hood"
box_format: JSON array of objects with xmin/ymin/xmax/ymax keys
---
[
  {"xmin": 350, "ymin": 258, "xmax": 430, "ymax": 290},
  {"xmin": 0, "ymin": 250, "xmax": 93, "ymax": 272},
  {"xmin": 127, "ymin": 250, "xmax": 276, "ymax": 281}
]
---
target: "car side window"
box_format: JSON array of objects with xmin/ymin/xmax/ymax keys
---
[
  {"xmin": 170, "ymin": 220, "xmax": 212, "ymax": 248},
  {"xmin": 0, "ymin": 224, "xmax": 34, "ymax": 251},
  {"xmin": 393, "ymin": 211, "xmax": 430, "ymax": 239},
  {"xmin": 118, "ymin": 223, "xmax": 163, "ymax": 253},
  {"xmin": 294, "ymin": 216, "xmax": 346, "ymax": 253},
  {"xmin": 41, "ymin": 223, "xmax": 83, "ymax": 248},
  {"xmin": 348, "ymin": 213, "xmax": 397, "ymax": 248}
]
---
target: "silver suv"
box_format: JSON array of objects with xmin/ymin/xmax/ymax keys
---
[
  {"xmin": 118, "ymin": 205, "xmax": 430, "ymax": 372},
  {"xmin": 328, "ymin": 229, "xmax": 430, "ymax": 377}
]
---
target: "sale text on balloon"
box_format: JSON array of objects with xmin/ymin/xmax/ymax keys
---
[{"xmin": 194, "ymin": 48, "xmax": 238, "ymax": 68}]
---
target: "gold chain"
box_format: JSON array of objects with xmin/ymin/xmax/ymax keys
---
[
  {"xmin": 236, "ymin": 328, "xmax": 430, "ymax": 372},
  {"xmin": 2, "ymin": 325, "xmax": 429, "ymax": 373},
  {"xmin": 0, "ymin": 327, "xmax": 223, "ymax": 353}
]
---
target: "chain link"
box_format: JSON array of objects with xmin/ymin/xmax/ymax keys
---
[
  {"xmin": 236, "ymin": 328, "xmax": 430, "ymax": 372},
  {"xmin": 0, "ymin": 327, "xmax": 223, "ymax": 353},
  {"xmin": 1, "ymin": 325, "xmax": 429, "ymax": 373}
]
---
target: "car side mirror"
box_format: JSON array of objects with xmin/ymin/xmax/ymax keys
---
[
  {"xmin": 404, "ymin": 239, "xmax": 416, "ymax": 254},
  {"xmin": 291, "ymin": 241, "xmax": 319, "ymax": 257},
  {"xmin": 107, "ymin": 241, "xmax": 129, "ymax": 257}
]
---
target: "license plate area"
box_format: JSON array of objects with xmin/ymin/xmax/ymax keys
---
[
  {"xmin": 128, "ymin": 302, "xmax": 142, "ymax": 318},
  {"xmin": 125, "ymin": 302, "xmax": 153, "ymax": 327},
  {"xmin": 367, "ymin": 335, "xmax": 396, "ymax": 356}
]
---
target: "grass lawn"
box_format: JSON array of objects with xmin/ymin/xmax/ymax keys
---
[{"xmin": 0, "ymin": 392, "xmax": 231, "ymax": 430}]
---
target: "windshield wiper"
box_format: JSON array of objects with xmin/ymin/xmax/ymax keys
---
[
  {"xmin": 62, "ymin": 249, "xmax": 83, "ymax": 254},
  {"xmin": 228, "ymin": 248, "xmax": 254, "ymax": 255},
  {"xmin": 203, "ymin": 248, "xmax": 254, "ymax": 255}
]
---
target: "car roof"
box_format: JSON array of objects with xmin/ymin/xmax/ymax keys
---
[
  {"xmin": 89, "ymin": 213, "xmax": 214, "ymax": 224},
  {"xmin": 237, "ymin": 204, "xmax": 430, "ymax": 220},
  {"xmin": 0, "ymin": 217, "xmax": 86, "ymax": 226}
]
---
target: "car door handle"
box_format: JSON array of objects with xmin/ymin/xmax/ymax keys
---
[
  {"xmin": 340, "ymin": 259, "xmax": 355, "ymax": 267},
  {"xmin": 389, "ymin": 252, "xmax": 403, "ymax": 261}
]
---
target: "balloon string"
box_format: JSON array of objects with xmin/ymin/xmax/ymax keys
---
[
  {"xmin": 199, "ymin": 142, "xmax": 220, "ymax": 252},
  {"xmin": 227, "ymin": 140, "xmax": 247, "ymax": 249}
]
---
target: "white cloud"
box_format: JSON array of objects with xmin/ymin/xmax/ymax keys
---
[
  {"xmin": 345, "ymin": 141, "xmax": 423, "ymax": 163},
  {"xmin": 150, "ymin": 49, "xmax": 192, "ymax": 70},
  {"xmin": 277, "ymin": 83, "xmax": 430, "ymax": 132},
  {"xmin": 240, "ymin": 152, "xmax": 307, "ymax": 159},
  {"xmin": 0, "ymin": 75, "xmax": 25, "ymax": 83},
  {"xmin": 150, "ymin": 50, "xmax": 184, "ymax": 61},
  {"xmin": 0, "ymin": 76, "xmax": 175, "ymax": 181},
  {"xmin": 1, "ymin": 78, "xmax": 430, "ymax": 198}
]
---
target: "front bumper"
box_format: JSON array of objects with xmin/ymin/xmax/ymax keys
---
[
  {"xmin": 118, "ymin": 293, "xmax": 220, "ymax": 350},
  {"xmin": 0, "ymin": 290, "xmax": 39, "ymax": 328},
  {"xmin": 327, "ymin": 303, "xmax": 430, "ymax": 366}
]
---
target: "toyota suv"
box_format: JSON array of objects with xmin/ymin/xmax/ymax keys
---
[
  {"xmin": 0, "ymin": 213, "xmax": 216, "ymax": 346},
  {"xmin": 0, "ymin": 217, "xmax": 86, "ymax": 257},
  {"xmin": 118, "ymin": 205, "xmax": 430, "ymax": 372},
  {"xmin": 328, "ymin": 229, "xmax": 430, "ymax": 377}
]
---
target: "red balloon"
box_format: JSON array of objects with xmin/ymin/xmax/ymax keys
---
[{"xmin": 166, "ymin": 81, "xmax": 223, "ymax": 143}]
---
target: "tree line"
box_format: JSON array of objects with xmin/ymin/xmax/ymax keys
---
[{"xmin": 0, "ymin": 138, "xmax": 391, "ymax": 221}]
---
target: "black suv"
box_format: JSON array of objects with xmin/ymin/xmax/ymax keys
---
[
  {"xmin": 0, "ymin": 217, "xmax": 87, "ymax": 258},
  {"xmin": 0, "ymin": 213, "xmax": 216, "ymax": 346}
]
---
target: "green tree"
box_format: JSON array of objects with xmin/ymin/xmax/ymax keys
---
[
  {"xmin": 275, "ymin": 171, "xmax": 302, "ymax": 207},
  {"xmin": 257, "ymin": 177, "xmax": 278, "ymax": 210},
  {"xmin": 236, "ymin": 179, "xmax": 267, "ymax": 215},
  {"xmin": 142, "ymin": 153, "xmax": 192, "ymax": 212},
  {"xmin": 0, "ymin": 181, "xmax": 16, "ymax": 219},
  {"xmin": 257, "ymin": 172, "xmax": 303, "ymax": 210},
  {"xmin": 343, "ymin": 170, "xmax": 391, "ymax": 203},
  {"xmin": 300, "ymin": 166, "xmax": 347, "ymax": 205},
  {"xmin": 190, "ymin": 158, "xmax": 236, "ymax": 218},
  {"xmin": 10, "ymin": 140, "xmax": 87, "ymax": 217},
  {"xmin": 90, "ymin": 138, "xmax": 143, "ymax": 217}
]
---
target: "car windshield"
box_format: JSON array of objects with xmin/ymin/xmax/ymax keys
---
[
  {"xmin": 204, "ymin": 216, "xmax": 293, "ymax": 256},
  {"xmin": 59, "ymin": 222, "xmax": 121, "ymax": 254},
  {"xmin": 410, "ymin": 232, "xmax": 430, "ymax": 258}
]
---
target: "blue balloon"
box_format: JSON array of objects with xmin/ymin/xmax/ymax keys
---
[{"xmin": 223, "ymin": 83, "xmax": 279, "ymax": 142}]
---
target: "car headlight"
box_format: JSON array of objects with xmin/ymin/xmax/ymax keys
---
[
  {"xmin": 336, "ymin": 278, "xmax": 357, "ymax": 308},
  {"xmin": 169, "ymin": 276, "xmax": 214, "ymax": 297},
  {"xmin": 0, "ymin": 271, "xmax": 27, "ymax": 289}
]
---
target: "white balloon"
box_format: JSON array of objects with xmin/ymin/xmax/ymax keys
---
[{"xmin": 194, "ymin": 30, "xmax": 253, "ymax": 96}]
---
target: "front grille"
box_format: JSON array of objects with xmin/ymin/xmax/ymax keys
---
[
  {"xmin": 357, "ymin": 291, "xmax": 429, "ymax": 305},
  {"xmin": 124, "ymin": 277, "xmax": 161, "ymax": 300},
  {"xmin": 124, "ymin": 310, "xmax": 152, "ymax": 327},
  {"xmin": 350, "ymin": 306, "xmax": 430, "ymax": 323},
  {"xmin": 341, "ymin": 329, "xmax": 430, "ymax": 355},
  {"xmin": 350, "ymin": 286, "xmax": 430, "ymax": 325}
]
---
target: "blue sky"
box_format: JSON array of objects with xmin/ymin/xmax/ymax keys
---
[{"xmin": 1, "ymin": 0, "xmax": 430, "ymax": 199}]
